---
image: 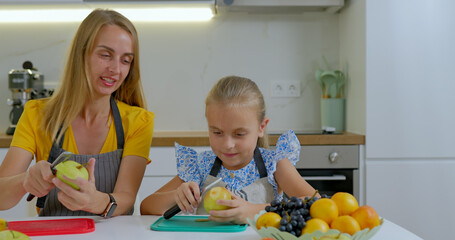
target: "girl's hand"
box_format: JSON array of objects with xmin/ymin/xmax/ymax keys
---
[
  {"xmin": 23, "ymin": 160, "xmax": 55, "ymax": 198},
  {"xmin": 208, "ymin": 192, "xmax": 263, "ymax": 224},
  {"xmin": 52, "ymin": 158, "xmax": 99, "ymax": 213},
  {"xmin": 174, "ymin": 181, "xmax": 201, "ymax": 214}
]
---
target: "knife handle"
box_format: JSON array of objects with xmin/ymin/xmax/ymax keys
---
[
  {"xmin": 26, "ymin": 193, "xmax": 35, "ymax": 201},
  {"xmin": 163, "ymin": 204, "xmax": 181, "ymax": 219},
  {"xmin": 25, "ymin": 167, "xmax": 56, "ymax": 202}
]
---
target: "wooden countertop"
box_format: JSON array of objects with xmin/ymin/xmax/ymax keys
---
[{"xmin": 0, "ymin": 131, "xmax": 364, "ymax": 148}]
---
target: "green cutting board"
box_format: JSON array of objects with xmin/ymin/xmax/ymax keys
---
[{"xmin": 150, "ymin": 216, "xmax": 247, "ymax": 232}]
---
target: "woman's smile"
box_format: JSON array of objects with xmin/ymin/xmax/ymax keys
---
[{"xmin": 101, "ymin": 76, "xmax": 116, "ymax": 87}]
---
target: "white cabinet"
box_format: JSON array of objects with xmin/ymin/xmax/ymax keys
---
[{"xmin": 366, "ymin": 159, "xmax": 455, "ymax": 240}]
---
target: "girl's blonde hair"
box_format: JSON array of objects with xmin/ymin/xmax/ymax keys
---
[
  {"xmin": 205, "ymin": 76, "xmax": 269, "ymax": 148},
  {"xmin": 41, "ymin": 9, "xmax": 146, "ymax": 142}
]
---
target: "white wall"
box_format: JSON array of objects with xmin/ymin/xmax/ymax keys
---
[{"xmin": 0, "ymin": 13, "xmax": 340, "ymax": 133}]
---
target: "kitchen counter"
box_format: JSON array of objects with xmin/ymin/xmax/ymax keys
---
[
  {"xmin": 6, "ymin": 215, "xmax": 422, "ymax": 240},
  {"xmin": 0, "ymin": 131, "xmax": 365, "ymax": 148}
]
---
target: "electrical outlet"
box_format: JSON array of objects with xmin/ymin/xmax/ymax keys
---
[
  {"xmin": 271, "ymin": 81, "xmax": 285, "ymax": 97},
  {"xmin": 271, "ymin": 81, "xmax": 300, "ymax": 97},
  {"xmin": 286, "ymin": 81, "xmax": 301, "ymax": 97}
]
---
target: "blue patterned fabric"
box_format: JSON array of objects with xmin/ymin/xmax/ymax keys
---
[{"xmin": 175, "ymin": 130, "xmax": 300, "ymax": 200}]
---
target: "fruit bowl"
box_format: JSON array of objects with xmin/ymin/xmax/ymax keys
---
[{"xmin": 247, "ymin": 211, "xmax": 383, "ymax": 240}]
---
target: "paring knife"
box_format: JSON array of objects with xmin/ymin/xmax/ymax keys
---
[
  {"xmin": 26, "ymin": 151, "xmax": 74, "ymax": 201},
  {"xmin": 163, "ymin": 177, "xmax": 223, "ymax": 220}
]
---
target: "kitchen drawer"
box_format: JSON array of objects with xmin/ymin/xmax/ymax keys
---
[{"xmin": 296, "ymin": 145, "xmax": 359, "ymax": 169}]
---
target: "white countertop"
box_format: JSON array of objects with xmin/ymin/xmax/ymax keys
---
[{"xmin": 7, "ymin": 216, "xmax": 422, "ymax": 240}]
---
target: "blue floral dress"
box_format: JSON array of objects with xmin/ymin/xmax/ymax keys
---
[{"xmin": 176, "ymin": 130, "xmax": 300, "ymax": 200}]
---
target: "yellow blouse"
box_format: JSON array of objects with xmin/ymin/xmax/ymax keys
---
[{"xmin": 11, "ymin": 99, "xmax": 154, "ymax": 163}]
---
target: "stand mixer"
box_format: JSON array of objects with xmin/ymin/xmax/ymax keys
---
[{"xmin": 6, "ymin": 61, "xmax": 53, "ymax": 135}]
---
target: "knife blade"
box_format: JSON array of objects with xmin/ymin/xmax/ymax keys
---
[
  {"xmin": 26, "ymin": 151, "xmax": 74, "ymax": 201},
  {"xmin": 163, "ymin": 177, "xmax": 223, "ymax": 220},
  {"xmin": 49, "ymin": 151, "xmax": 73, "ymax": 174}
]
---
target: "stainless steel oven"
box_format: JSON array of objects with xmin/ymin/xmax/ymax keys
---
[{"xmin": 295, "ymin": 145, "xmax": 360, "ymax": 200}]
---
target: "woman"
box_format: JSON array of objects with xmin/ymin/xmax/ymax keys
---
[{"xmin": 0, "ymin": 9, "xmax": 154, "ymax": 217}]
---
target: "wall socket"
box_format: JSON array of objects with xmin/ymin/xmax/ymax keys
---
[{"xmin": 270, "ymin": 81, "xmax": 301, "ymax": 97}]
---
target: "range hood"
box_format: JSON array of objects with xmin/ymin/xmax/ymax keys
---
[{"xmin": 215, "ymin": 0, "xmax": 344, "ymax": 14}]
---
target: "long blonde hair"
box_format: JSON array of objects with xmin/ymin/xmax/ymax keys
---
[
  {"xmin": 41, "ymin": 9, "xmax": 146, "ymax": 142},
  {"xmin": 205, "ymin": 76, "xmax": 269, "ymax": 148}
]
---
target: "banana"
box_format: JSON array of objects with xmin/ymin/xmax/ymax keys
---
[{"xmin": 0, "ymin": 218, "xmax": 7, "ymax": 231}]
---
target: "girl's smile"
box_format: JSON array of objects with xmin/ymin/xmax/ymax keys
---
[{"xmin": 222, "ymin": 152, "xmax": 239, "ymax": 158}]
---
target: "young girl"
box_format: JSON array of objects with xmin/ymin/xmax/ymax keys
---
[{"xmin": 140, "ymin": 76, "xmax": 316, "ymax": 223}]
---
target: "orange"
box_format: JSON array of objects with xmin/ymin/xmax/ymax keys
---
[
  {"xmin": 330, "ymin": 215, "xmax": 361, "ymax": 235},
  {"xmin": 256, "ymin": 212, "xmax": 281, "ymax": 229},
  {"xmin": 331, "ymin": 192, "xmax": 359, "ymax": 215},
  {"xmin": 302, "ymin": 218, "xmax": 329, "ymax": 234},
  {"xmin": 310, "ymin": 198, "xmax": 339, "ymax": 224},
  {"xmin": 350, "ymin": 205, "xmax": 380, "ymax": 230}
]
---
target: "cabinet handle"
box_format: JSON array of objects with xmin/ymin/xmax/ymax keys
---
[{"xmin": 302, "ymin": 174, "xmax": 346, "ymax": 181}]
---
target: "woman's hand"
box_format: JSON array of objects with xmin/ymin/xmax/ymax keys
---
[
  {"xmin": 208, "ymin": 192, "xmax": 265, "ymax": 224},
  {"xmin": 52, "ymin": 158, "xmax": 100, "ymax": 213},
  {"xmin": 23, "ymin": 160, "xmax": 55, "ymax": 198},
  {"xmin": 174, "ymin": 181, "xmax": 201, "ymax": 214}
]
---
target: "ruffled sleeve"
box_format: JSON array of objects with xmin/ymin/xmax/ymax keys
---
[
  {"xmin": 175, "ymin": 143, "xmax": 202, "ymax": 184},
  {"xmin": 273, "ymin": 129, "xmax": 300, "ymax": 166}
]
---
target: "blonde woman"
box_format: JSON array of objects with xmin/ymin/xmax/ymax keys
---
[{"xmin": 0, "ymin": 9, "xmax": 154, "ymax": 217}]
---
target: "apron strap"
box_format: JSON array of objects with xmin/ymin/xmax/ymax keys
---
[
  {"xmin": 36, "ymin": 96, "xmax": 125, "ymax": 209},
  {"xmin": 209, "ymin": 147, "xmax": 267, "ymax": 178},
  {"xmin": 110, "ymin": 97, "xmax": 125, "ymax": 149},
  {"xmin": 209, "ymin": 157, "xmax": 222, "ymax": 177},
  {"xmin": 253, "ymin": 147, "xmax": 268, "ymax": 178}
]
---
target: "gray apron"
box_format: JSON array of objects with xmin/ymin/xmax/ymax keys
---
[
  {"xmin": 196, "ymin": 147, "xmax": 275, "ymax": 214},
  {"xmin": 38, "ymin": 97, "xmax": 133, "ymax": 216}
]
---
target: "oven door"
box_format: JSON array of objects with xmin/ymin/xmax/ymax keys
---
[{"xmin": 298, "ymin": 169, "xmax": 359, "ymax": 200}]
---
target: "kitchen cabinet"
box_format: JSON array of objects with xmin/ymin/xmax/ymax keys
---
[
  {"xmin": 338, "ymin": 1, "xmax": 454, "ymax": 239},
  {"xmin": 366, "ymin": 159, "xmax": 455, "ymax": 240}
]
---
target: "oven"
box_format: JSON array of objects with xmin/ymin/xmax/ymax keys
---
[{"xmin": 295, "ymin": 145, "xmax": 360, "ymax": 200}]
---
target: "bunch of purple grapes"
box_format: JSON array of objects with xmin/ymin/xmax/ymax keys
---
[{"xmin": 265, "ymin": 193, "xmax": 329, "ymax": 237}]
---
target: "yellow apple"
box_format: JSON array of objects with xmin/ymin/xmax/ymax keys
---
[
  {"xmin": 203, "ymin": 186, "xmax": 232, "ymax": 213},
  {"xmin": 0, "ymin": 230, "xmax": 30, "ymax": 240},
  {"xmin": 55, "ymin": 160, "xmax": 89, "ymax": 190}
]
